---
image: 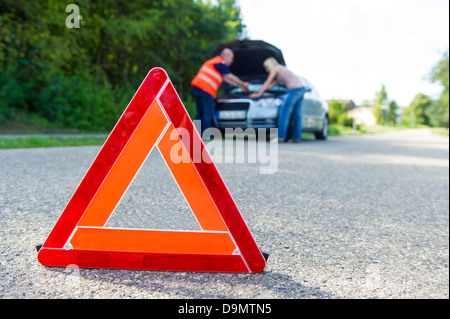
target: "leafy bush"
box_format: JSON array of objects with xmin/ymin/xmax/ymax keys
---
[
  {"xmin": 0, "ymin": 67, "xmax": 27, "ymax": 122},
  {"xmin": 329, "ymin": 99, "xmax": 353, "ymax": 127},
  {"xmin": 34, "ymin": 69, "xmax": 122, "ymax": 132}
]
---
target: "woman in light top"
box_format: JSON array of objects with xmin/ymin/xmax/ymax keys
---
[{"xmin": 250, "ymin": 57, "xmax": 310, "ymax": 143}]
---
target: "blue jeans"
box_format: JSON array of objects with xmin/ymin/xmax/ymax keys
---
[
  {"xmin": 278, "ymin": 87, "xmax": 308, "ymax": 140},
  {"xmin": 192, "ymin": 86, "xmax": 215, "ymax": 136}
]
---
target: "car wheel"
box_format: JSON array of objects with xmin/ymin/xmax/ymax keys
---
[{"xmin": 315, "ymin": 116, "xmax": 328, "ymax": 140}]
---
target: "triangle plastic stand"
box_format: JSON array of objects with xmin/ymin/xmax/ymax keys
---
[{"xmin": 37, "ymin": 68, "xmax": 266, "ymax": 273}]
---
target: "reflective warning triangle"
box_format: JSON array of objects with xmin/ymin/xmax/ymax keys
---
[{"xmin": 37, "ymin": 68, "xmax": 266, "ymax": 273}]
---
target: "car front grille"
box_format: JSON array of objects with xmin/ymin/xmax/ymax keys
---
[{"xmin": 215, "ymin": 101, "xmax": 251, "ymax": 111}]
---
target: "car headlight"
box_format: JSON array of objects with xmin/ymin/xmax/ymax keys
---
[{"xmin": 256, "ymin": 98, "xmax": 283, "ymax": 108}]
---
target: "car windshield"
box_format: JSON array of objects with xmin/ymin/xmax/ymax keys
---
[{"xmin": 230, "ymin": 84, "xmax": 288, "ymax": 94}]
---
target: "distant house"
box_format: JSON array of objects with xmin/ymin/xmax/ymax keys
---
[{"xmin": 347, "ymin": 107, "xmax": 377, "ymax": 126}]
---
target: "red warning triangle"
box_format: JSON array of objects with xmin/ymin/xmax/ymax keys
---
[{"xmin": 37, "ymin": 68, "xmax": 266, "ymax": 273}]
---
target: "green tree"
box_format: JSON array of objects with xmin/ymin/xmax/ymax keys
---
[
  {"xmin": 388, "ymin": 100, "xmax": 398, "ymax": 125},
  {"xmin": 402, "ymin": 93, "xmax": 433, "ymax": 127},
  {"xmin": 0, "ymin": 0, "xmax": 246, "ymax": 130},
  {"xmin": 328, "ymin": 99, "xmax": 347, "ymax": 125},
  {"xmin": 427, "ymin": 52, "xmax": 449, "ymax": 128},
  {"xmin": 372, "ymin": 84, "xmax": 389, "ymax": 125},
  {"xmin": 327, "ymin": 100, "xmax": 353, "ymax": 127}
]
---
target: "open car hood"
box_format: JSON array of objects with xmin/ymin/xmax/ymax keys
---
[{"xmin": 213, "ymin": 40, "xmax": 286, "ymax": 82}]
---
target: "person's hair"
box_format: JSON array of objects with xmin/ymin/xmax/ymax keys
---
[{"xmin": 263, "ymin": 57, "xmax": 279, "ymax": 71}]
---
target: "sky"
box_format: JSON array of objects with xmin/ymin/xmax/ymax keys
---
[{"xmin": 237, "ymin": 0, "xmax": 449, "ymax": 106}]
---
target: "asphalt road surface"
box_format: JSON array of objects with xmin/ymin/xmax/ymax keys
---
[{"xmin": 0, "ymin": 129, "xmax": 448, "ymax": 299}]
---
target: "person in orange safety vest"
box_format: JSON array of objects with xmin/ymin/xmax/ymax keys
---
[{"xmin": 191, "ymin": 48, "xmax": 250, "ymax": 137}]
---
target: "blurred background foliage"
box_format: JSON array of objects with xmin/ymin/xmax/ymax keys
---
[{"xmin": 0, "ymin": 0, "xmax": 246, "ymax": 131}]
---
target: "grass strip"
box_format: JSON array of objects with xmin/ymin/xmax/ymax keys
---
[{"xmin": 0, "ymin": 136, "xmax": 107, "ymax": 149}]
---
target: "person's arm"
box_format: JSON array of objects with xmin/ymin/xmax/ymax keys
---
[
  {"xmin": 215, "ymin": 62, "xmax": 250, "ymax": 92},
  {"xmin": 249, "ymin": 67, "xmax": 280, "ymax": 98},
  {"xmin": 223, "ymin": 73, "xmax": 250, "ymax": 92}
]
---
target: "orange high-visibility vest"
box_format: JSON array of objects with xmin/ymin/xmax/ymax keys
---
[{"xmin": 191, "ymin": 56, "xmax": 226, "ymax": 98}]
